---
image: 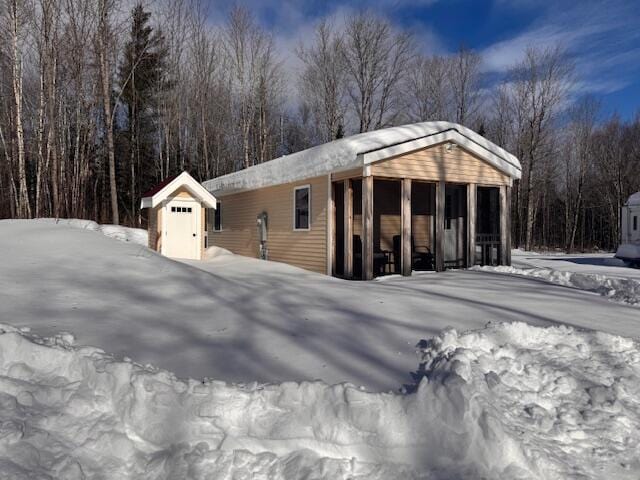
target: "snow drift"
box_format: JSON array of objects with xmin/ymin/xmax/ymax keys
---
[
  {"xmin": 0, "ymin": 322, "xmax": 638, "ymax": 479},
  {"xmin": 473, "ymin": 264, "xmax": 640, "ymax": 306},
  {"xmin": 34, "ymin": 218, "xmax": 148, "ymax": 246}
]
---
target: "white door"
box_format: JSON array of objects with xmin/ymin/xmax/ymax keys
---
[{"xmin": 164, "ymin": 201, "xmax": 200, "ymax": 259}]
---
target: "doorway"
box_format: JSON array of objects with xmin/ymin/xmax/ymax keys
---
[{"xmin": 444, "ymin": 184, "xmax": 467, "ymax": 268}]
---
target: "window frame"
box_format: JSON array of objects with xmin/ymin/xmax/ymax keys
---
[
  {"xmin": 212, "ymin": 200, "xmax": 222, "ymax": 232},
  {"xmin": 634, "ymin": 215, "xmax": 638, "ymax": 231},
  {"xmin": 293, "ymin": 184, "xmax": 311, "ymax": 231}
]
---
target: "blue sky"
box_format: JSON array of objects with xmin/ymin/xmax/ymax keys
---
[{"xmin": 212, "ymin": 0, "xmax": 640, "ymax": 118}]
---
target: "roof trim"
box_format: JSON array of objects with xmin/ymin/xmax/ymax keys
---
[
  {"xmin": 140, "ymin": 171, "xmax": 217, "ymax": 209},
  {"xmin": 362, "ymin": 129, "xmax": 522, "ymax": 178}
]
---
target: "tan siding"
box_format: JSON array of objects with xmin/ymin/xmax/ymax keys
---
[
  {"xmin": 332, "ymin": 168, "xmax": 362, "ymax": 181},
  {"xmin": 171, "ymin": 186, "xmax": 195, "ymax": 199},
  {"xmin": 370, "ymin": 142, "xmax": 510, "ymax": 185},
  {"xmin": 148, "ymin": 206, "xmax": 162, "ymax": 252},
  {"xmin": 209, "ymin": 176, "xmax": 328, "ymax": 273}
]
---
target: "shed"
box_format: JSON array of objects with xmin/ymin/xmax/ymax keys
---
[
  {"xmin": 203, "ymin": 121, "xmax": 522, "ymax": 279},
  {"xmin": 141, "ymin": 171, "xmax": 217, "ymax": 260}
]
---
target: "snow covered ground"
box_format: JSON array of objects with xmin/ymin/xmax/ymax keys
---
[
  {"xmin": 512, "ymin": 249, "xmax": 640, "ymax": 280},
  {"xmin": 2, "ymin": 220, "xmax": 640, "ymax": 478},
  {"xmin": 474, "ymin": 249, "xmax": 640, "ymax": 306},
  {"xmin": 1, "ymin": 321, "xmax": 638, "ymax": 479},
  {"xmin": 1, "ymin": 220, "xmax": 640, "ymax": 392}
]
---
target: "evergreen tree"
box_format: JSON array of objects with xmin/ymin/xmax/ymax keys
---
[{"xmin": 118, "ymin": 4, "xmax": 168, "ymax": 224}]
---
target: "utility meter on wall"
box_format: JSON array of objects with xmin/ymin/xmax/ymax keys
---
[{"xmin": 257, "ymin": 212, "xmax": 268, "ymax": 260}]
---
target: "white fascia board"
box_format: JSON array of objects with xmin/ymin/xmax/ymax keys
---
[
  {"xmin": 140, "ymin": 172, "xmax": 217, "ymax": 209},
  {"xmin": 361, "ymin": 130, "xmax": 522, "ymax": 179}
]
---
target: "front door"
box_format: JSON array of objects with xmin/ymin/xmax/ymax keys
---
[{"xmin": 164, "ymin": 201, "xmax": 199, "ymax": 259}]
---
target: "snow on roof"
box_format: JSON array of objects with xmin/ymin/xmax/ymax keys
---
[
  {"xmin": 141, "ymin": 171, "xmax": 217, "ymax": 209},
  {"xmin": 203, "ymin": 121, "xmax": 521, "ymax": 195},
  {"xmin": 626, "ymin": 192, "xmax": 640, "ymax": 206}
]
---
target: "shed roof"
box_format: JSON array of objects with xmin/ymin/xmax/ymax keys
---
[
  {"xmin": 203, "ymin": 121, "xmax": 521, "ymax": 195},
  {"xmin": 626, "ymin": 192, "xmax": 640, "ymax": 207},
  {"xmin": 140, "ymin": 171, "xmax": 217, "ymax": 209},
  {"xmin": 141, "ymin": 174, "xmax": 178, "ymax": 198}
]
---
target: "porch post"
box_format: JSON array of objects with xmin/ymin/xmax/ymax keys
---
[
  {"xmin": 499, "ymin": 184, "xmax": 509, "ymax": 265},
  {"xmin": 505, "ymin": 185, "xmax": 512, "ymax": 265},
  {"xmin": 344, "ymin": 179, "xmax": 353, "ymax": 278},
  {"xmin": 328, "ymin": 177, "xmax": 335, "ymax": 275},
  {"xmin": 467, "ymin": 183, "xmax": 477, "ymax": 267},
  {"xmin": 401, "ymin": 178, "xmax": 412, "ymax": 276},
  {"xmin": 362, "ymin": 175, "xmax": 374, "ymax": 280},
  {"xmin": 435, "ymin": 181, "xmax": 445, "ymax": 272}
]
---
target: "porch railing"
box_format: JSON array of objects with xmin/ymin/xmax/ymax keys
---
[{"xmin": 475, "ymin": 233, "xmax": 501, "ymax": 266}]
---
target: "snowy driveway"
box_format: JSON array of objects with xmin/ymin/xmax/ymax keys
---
[{"xmin": 1, "ymin": 220, "xmax": 639, "ymax": 391}]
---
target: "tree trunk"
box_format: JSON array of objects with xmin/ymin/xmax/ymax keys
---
[
  {"xmin": 97, "ymin": 4, "xmax": 119, "ymax": 225},
  {"xmin": 11, "ymin": 0, "xmax": 31, "ymax": 218}
]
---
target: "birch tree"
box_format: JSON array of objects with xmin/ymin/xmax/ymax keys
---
[
  {"xmin": 4, "ymin": 0, "xmax": 31, "ymax": 217},
  {"xmin": 96, "ymin": 0, "xmax": 119, "ymax": 224}
]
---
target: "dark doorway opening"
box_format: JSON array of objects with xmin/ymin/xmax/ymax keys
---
[
  {"xmin": 444, "ymin": 184, "xmax": 467, "ymax": 268},
  {"xmin": 333, "ymin": 182, "xmax": 344, "ymax": 276},
  {"xmin": 409, "ymin": 181, "xmax": 436, "ymax": 271},
  {"xmin": 373, "ymin": 179, "xmax": 401, "ymax": 277},
  {"xmin": 476, "ymin": 186, "xmax": 501, "ymax": 266}
]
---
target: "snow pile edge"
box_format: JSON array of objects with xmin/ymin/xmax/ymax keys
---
[
  {"xmin": 472, "ymin": 264, "xmax": 640, "ymax": 306},
  {"xmin": 1, "ymin": 322, "xmax": 639, "ymax": 479},
  {"xmin": 38, "ymin": 218, "xmax": 148, "ymax": 246}
]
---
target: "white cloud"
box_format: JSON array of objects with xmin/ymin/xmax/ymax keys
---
[{"xmin": 480, "ymin": 0, "xmax": 640, "ymax": 96}]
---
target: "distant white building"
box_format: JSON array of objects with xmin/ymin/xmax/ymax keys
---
[{"xmin": 615, "ymin": 192, "xmax": 640, "ymax": 266}]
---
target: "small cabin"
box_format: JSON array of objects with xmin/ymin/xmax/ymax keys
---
[
  {"xmin": 202, "ymin": 121, "xmax": 522, "ymax": 279},
  {"xmin": 141, "ymin": 171, "xmax": 217, "ymax": 260}
]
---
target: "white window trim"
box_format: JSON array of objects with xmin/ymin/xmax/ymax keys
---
[
  {"xmin": 293, "ymin": 184, "xmax": 311, "ymax": 231},
  {"xmin": 212, "ymin": 201, "xmax": 223, "ymax": 232}
]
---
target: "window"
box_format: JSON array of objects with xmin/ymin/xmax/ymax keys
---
[
  {"xmin": 170, "ymin": 206, "xmax": 192, "ymax": 213},
  {"xmin": 634, "ymin": 216, "xmax": 638, "ymax": 231},
  {"xmin": 294, "ymin": 185, "xmax": 310, "ymax": 230},
  {"xmin": 213, "ymin": 201, "xmax": 222, "ymax": 231}
]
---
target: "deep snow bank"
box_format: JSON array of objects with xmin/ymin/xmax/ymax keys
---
[
  {"xmin": 36, "ymin": 218, "xmax": 148, "ymax": 245},
  {"xmin": 1, "ymin": 322, "xmax": 638, "ymax": 479},
  {"xmin": 473, "ymin": 264, "xmax": 640, "ymax": 306}
]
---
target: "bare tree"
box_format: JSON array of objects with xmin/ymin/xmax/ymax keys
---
[
  {"xmin": 297, "ymin": 19, "xmax": 347, "ymax": 142},
  {"xmin": 406, "ymin": 54, "xmax": 451, "ymax": 122},
  {"xmin": 96, "ymin": 0, "xmax": 119, "ymax": 224},
  {"xmin": 224, "ymin": 6, "xmax": 273, "ymax": 169},
  {"xmin": 561, "ymin": 96, "xmax": 599, "ymax": 252},
  {"xmin": 4, "ymin": 0, "xmax": 31, "ymax": 217},
  {"xmin": 508, "ymin": 46, "xmax": 573, "ymax": 250},
  {"xmin": 450, "ymin": 46, "xmax": 481, "ymax": 126},
  {"xmin": 342, "ymin": 12, "xmax": 414, "ymax": 132}
]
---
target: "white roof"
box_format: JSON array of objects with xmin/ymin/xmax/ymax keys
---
[
  {"xmin": 626, "ymin": 192, "xmax": 640, "ymax": 206},
  {"xmin": 203, "ymin": 121, "xmax": 521, "ymax": 195},
  {"xmin": 141, "ymin": 171, "xmax": 217, "ymax": 209}
]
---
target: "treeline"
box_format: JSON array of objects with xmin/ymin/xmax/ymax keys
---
[{"xmin": 0, "ymin": 0, "xmax": 638, "ymax": 251}]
